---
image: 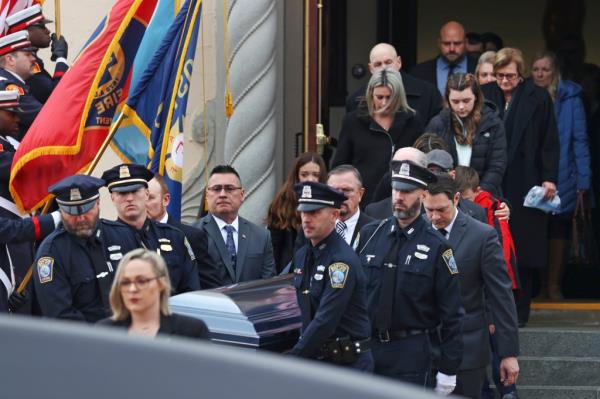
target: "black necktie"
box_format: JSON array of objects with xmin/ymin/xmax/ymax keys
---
[{"xmin": 438, "ymin": 228, "xmax": 448, "ymax": 238}]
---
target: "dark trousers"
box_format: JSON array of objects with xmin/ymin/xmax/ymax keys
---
[
  {"xmin": 482, "ymin": 332, "xmax": 517, "ymax": 398},
  {"xmin": 515, "ymin": 267, "xmax": 534, "ymax": 324},
  {"xmin": 348, "ymin": 351, "xmax": 375, "ymax": 372},
  {"xmin": 372, "ymin": 333, "xmax": 432, "ymax": 387},
  {"xmin": 454, "ymin": 367, "xmax": 486, "ymax": 398}
]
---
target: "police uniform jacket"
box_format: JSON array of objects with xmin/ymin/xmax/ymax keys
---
[
  {"xmin": 0, "ymin": 68, "xmax": 42, "ymax": 136},
  {"xmin": 101, "ymin": 218, "xmax": 200, "ymax": 294},
  {"xmin": 290, "ymin": 230, "xmax": 371, "ymax": 358},
  {"xmin": 358, "ymin": 215, "xmax": 464, "ymax": 375},
  {"xmin": 33, "ymin": 226, "xmax": 114, "ymax": 322},
  {"xmin": 25, "ymin": 55, "xmax": 68, "ymax": 104}
]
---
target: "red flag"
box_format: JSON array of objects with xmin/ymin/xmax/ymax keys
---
[{"xmin": 9, "ymin": 0, "xmax": 157, "ymax": 212}]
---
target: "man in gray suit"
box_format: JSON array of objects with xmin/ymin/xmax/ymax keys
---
[
  {"xmin": 423, "ymin": 174, "xmax": 519, "ymax": 398},
  {"xmin": 194, "ymin": 165, "xmax": 276, "ymax": 289}
]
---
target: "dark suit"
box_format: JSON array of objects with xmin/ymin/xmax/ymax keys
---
[
  {"xmin": 97, "ymin": 313, "xmax": 210, "ymax": 339},
  {"xmin": 165, "ymin": 214, "xmax": 204, "ymax": 260},
  {"xmin": 445, "ymin": 210, "xmax": 519, "ymax": 398},
  {"xmin": 345, "ymin": 71, "xmax": 442, "ymax": 124},
  {"xmin": 350, "ymin": 211, "xmax": 375, "ymax": 248},
  {"xmin": 409, "ymin": 54, "xmax": 478, "ymax": 90},
  {"xmin": 194, "ymin": 214, "xmax": 276, "ymax": 289}
]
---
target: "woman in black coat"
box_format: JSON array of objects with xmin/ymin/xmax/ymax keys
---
[
  {"xmin": 426, "ymin": 73, "xmax": 507, "ymax": 196},
  {"xmin": 481, "ymin": 48, "xmax": 559, "ymax": 326},
  {"xmin": 332, "ymin": 69, "xmax": 423, "ymax": 206},
  {"xmin": 98, "ymin": 248, "xmax": 209, "ymax": 339}
]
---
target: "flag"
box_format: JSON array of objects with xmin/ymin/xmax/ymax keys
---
[
  {"xmin": 9, "ymin": 0, "xmax": 158, "ymax": 212},
  {"xmin": 110, "ymin": 0, "xmax": 183, "ymax": 165},
  {"xmin": 120, "ymin": 0, "xmax": 202, "ymax": 220}
]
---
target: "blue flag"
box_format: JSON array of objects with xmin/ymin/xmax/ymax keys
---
[{"xmin": 120, "ymin": 0, "xmax": 202, "ymax": 220}]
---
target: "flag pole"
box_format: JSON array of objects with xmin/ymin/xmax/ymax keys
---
[
  {"xmin": 15, "ymin": 113, "xmax": 125, "ymax": 295},
  {"xmin": 54, "ymin": 0, "xmax": 61, "ymax": 38}
]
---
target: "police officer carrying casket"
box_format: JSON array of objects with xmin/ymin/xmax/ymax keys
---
[
  {"xmin": 100, "ymin": 164, "xmax": 200, "ymax": 294},
  {"xmin": 33, "ymin": 175, "xmax": 114, "ymax": 322},
  {"xmin": 289, "ymin": 181, "xmax": 374, "ymax": 372},
  {"xmin": 357, "ymin": 160, "xmax": 464, "ymax": 394}
]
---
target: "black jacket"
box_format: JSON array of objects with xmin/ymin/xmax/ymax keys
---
[
  {"xmin": 425, "ymin": 102, "xmax": 507, "ymax": 196},
  {"xmin": 346, "ymin": 71, "xmax": 442, "ymax": 125},
  {"xmin": 409, "ymin": 54, "xmax": 478, "ymax": 89},
  {"xmin": 98, "ymin": 313, "xmax": 210, "ymax": 340},
  {"xmin": 332, "ymin": 108, "xmax": 423, "ymax": 205}
]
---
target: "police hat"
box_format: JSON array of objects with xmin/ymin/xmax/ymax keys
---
[
  {"xmin": 101, "ymin": 163, "xmax": 154, "ymax": 193},
  {"xmin": 49, "ymin": 175, "xmax": 105, "ymax": 215},
  {"xmin": 6, "ymin": 5, "xmax": 52, "ymax": 34},
  {"xmin": 0, "ymin": 31, "xmax": 33, "ymax": 56},
  {"xmin": 391, "ymin": 160, "xmax": 437, "ymax": 191},
  {"xmin": 426, "ymin": 149, "xmax": 454, "ymax": 172},
  {"xmin": 294, "ymin": 181, "xmax": 347, "ymax": 212},
  {"xmin": 0, "ymin": 90, "xmax": 22, "ymax": 113}
]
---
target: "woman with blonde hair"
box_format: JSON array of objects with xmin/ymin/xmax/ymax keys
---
[
  {"xmin": 476, "ymin": 51, "xmax": 497, "ymax": 85},
  {"xmin": 332, "ymin": 68, "xmax": 423, "ymax": 205},
  {"xmin": 98, "ymin": 248, "xmax": 209, "ymax": 339}
]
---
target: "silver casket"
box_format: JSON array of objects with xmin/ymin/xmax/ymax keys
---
[{"xmin": 169, "ymin": 274, "xmax": 301, "ymax": 351}]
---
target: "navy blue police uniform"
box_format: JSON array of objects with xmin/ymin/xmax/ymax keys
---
[
  {"xmin": 357, "ymin": 161, "xmax": 464, "ymax": 385},
  {"xmin": 290, "ymin": 182, "xmax": 374, "ymax": 372},
  {"xmin": 0, "ymin": 31, "xmax": 43, "ymax": 137},
  {"xmin": 33, "ymin": 175, "xmax": 115, "ymax": 322},
  {"xmin": 101, "ymin": 164, "xmax": 200, "ymax": 294}
]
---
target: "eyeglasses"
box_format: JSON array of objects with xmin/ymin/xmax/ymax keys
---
[
  {"xmin": 207, "ymin": 185, "xmax": 242, "ymax": 194},
  {"xmin": 494, "ymin": 73, "xmax": 518, "ymax": 81},
  {"xmin": 119, "ymin": 276, "xmax": 161, "ymax": 290}
]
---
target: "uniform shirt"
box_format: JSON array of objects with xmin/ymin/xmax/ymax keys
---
[
  {"xmin": 101, "ymin": 218, "xmax": 200, "ymax": 294},
  {"xmin": 358, "ymin": 215, "xmax": 464, "ymax": 375},
  {"xmin": 33, "ymin": 225, "xmax": 115, "ymax": 322},
  {"xmin": 0, "ymin": 68, "xmax": 43, "ymax": 136},
  {"xmin": 290, "ymin": 230, "xmax": 371, "ymax": 359}
]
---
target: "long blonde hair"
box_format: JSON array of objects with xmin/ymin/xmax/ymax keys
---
[
  {"xmin": 365, "ymin": 69, "xmax": 414, "ymax": 116},
  {"xmin": 532, "ymin": 51, "xmax": 560, "ymax": 100},
  {"xmin": 109, "ymin": 248, "xmax": 172, "ymax": 320}
]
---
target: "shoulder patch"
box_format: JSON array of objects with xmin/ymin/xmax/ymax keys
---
[
  {"xmin": 442, "ymin": 249, "xmax": 458, "ymax": 275},
  {"xmin": 37, "ymin": 257, "xmax": 54, "ymax": 284},
  {"xmin": 328, "ymin": 262, "xmax": 349, "ymax": 288},
  {"xmin": 32, "ymin": 62, "xmax": 41, "ymax": 74},
  {"xmin": 6, "ymin": 84, "xmax": 25, "ymax": 96},
  {"xmin": 183, "ymin": 237, "xmax": 195, "ymax": 261}
]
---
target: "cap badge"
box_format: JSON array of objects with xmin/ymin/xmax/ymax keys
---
[
  {"xmin": 399, "ymin": 163, "xmax": 410, "ymax": 176},
  {"xmin": 119, "ymin": 165, "xmax": 130, "ymax": 178},
  {"xmin": 70, "ymin": 188, "xmax": 82, "ymax": 201},
  {"xmin": 302, "ymin": 185, "xmax": 312, "ymax": 199}
]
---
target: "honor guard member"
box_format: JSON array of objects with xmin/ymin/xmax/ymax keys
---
[
  {"xmin": 358, "ymin": 161, "xmax": 464, "ymax": 394},
  {"xmin": 290, "ymin": 181, "xmax": 374, "ymax": 372},
  {"xmin": 101, "ymin": 164, "xmax": 200, "ymax": 294},
  {"xmin": 33, "ymin": 175, "xmax": 114, "ymax": 322},
  {"xmin": 6, "ymin": 4, "xmax": 69, "ymax": 104},
  {"xmin": 0, "ymin": 30, "xmax": 42, "ymax": 137}
]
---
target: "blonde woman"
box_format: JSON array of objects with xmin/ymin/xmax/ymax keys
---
[{"xmin": 98, "ymin": 248, "xmax": 209, "ymax": 339}]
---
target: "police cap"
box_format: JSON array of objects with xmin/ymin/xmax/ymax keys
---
[
  {"xmin": 391, "ymin": 160, "xmax": 437, "ymax": 191},
  {"xmin": 101, "ymin": 163, "xmax": 153, "ymax": 193},
  {"xmin": 295, "ymin": 181, "xmax": 347, "ymax": 212},
  {"xmin": 0, "ymin": 31, "xmax": 33, "ymax": 56},
  {"xmin": 6, "ymin": 5, "xmax": 52, "ymax": 35},
  {"xmin": 49, "ymin": 175, "xmax": 105, "ymax": 215}
]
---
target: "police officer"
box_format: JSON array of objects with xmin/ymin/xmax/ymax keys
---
[
  {"xmin": 358, "ymin": 160, "xmax": 464, "ymax": 394},
  {"xmin": 290, "ymin": 181, "xmax": 373, "ymax": 372},
  {"xmin": 101, "ymin": 164, "xmax": 200, "ymax": 294},
  {"xmin": 33, "ymin": 175, "xmax": 114, "ymax": 322},
  {"xmin": 5, "ymin": 4, "xmax": 69, "ymax": 104}
]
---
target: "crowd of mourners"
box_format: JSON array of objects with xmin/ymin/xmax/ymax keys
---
[{"xmin": 1, "ymin": 8, "xmax": 598, "ymax": 399}]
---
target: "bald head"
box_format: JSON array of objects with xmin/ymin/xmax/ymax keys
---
[
  {"xmin": 438, "ymin": 21, "xmax": 466, "ymax": 63},
  {"xmin": 368, "ymin": 43, "xmax": 402, "ymax": 74},
  {"xmin": 392, "ymin": 147, "xmax": 427, "ymax": 167}
]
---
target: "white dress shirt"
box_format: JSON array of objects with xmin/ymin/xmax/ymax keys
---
[
  {"xmin": 434, "ymin": 207, "xmax": 459, "ymax": 239},
  {"xmin": 340, "ymin": 210, "xmax": 360, "ymax": 245},
  {"xmin": 213, "ymin": 215, "xmax": 240, "ymax": 252}
]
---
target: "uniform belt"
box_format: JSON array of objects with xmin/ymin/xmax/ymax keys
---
[
  {"xmin": 376, "ymin": 329, "xmax": 430, "ymax": 343},
  {"xmin": 320, "ymin": 337, "xmax": 372, "ymax": 363}
]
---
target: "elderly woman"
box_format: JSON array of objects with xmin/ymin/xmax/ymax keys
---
[
  {"xmin": 481, "ymin": 48, "xmax": 559, "ymax": 326},
  {"xmin": 98, "ymin": 248, "xmax": 209, "ymax": 339},
  {"xmin": 426, "ymin": 73, "xmax": 507, "ymax": 196},
  {"xmin": 531, "ymin": 51, "xmax": 592, "ymax": 300},
  {"xmin": 266, "ymin": 152, "xmax": 327, "ymax": 272},
  {"xmin": 332, "ymin": 68, "xmax": 423, "ymax": 205},
  {"xmin": 476, "ymin": 51, "xmax": 496, "ymax": 85}
]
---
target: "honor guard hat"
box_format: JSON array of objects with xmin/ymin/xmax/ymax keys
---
[
  {"xmin": 6, "ymin": 5, "xmax": 52, "ymax": 34},
  {"xmin": 0, "ymin": 31, "xmax": 33, "ymax": 56},
  {"xmin": 101, "ymin": 163, "xmax": 154, "ymax": 193},
  {"xmin": 295, "ymin": 181, "xmax": 347, "ymax": 212},
  {"xmin": 391, "ymin": 160, "xmax": 437, "ymax": 191},
  {"xmin": 426, "ymin": 149, "xmax": 454, "ymax": 172},
  {"xmin": 49, "ymin": 175, "xmax": 105, "ymax": 216},
  {"xmin": 0, "ymin": 90, "xmax": 22, "ymax": 112}
]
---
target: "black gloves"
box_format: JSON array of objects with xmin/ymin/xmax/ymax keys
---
[
  {"xmin": 50, "ymin": 33, "xmax": 68, "ymax": 61},
  {"xmin": 7, "ymin": 290, "xmax": 28, "ymax": 313}
]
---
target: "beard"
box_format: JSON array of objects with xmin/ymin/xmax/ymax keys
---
[
  {"xmin": 393, "ymin": 197, "xmax": 421, "ymax": 221},
  {"xmin": 63, "ymin": 213, "xmax": 100, "ymax": 238}
]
